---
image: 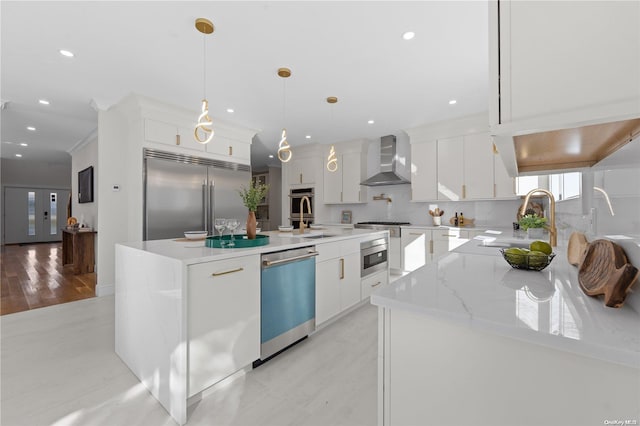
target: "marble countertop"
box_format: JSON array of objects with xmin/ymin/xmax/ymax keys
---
[
  {"xmin": 117, "ymin": 228, "xmax": 387, "ymax": 265},
  {"xmin": 371, "ymin": 232, "xmax": 640, "ymax": 369}
]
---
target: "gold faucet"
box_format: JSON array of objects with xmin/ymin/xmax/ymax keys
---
[
  {"xmin": 299, "ymin": 195, "xmax": 312, "ymax": 234},
  {"xmin": 521, "ymin": 188, "xmax": 557, "ymax": 247}
]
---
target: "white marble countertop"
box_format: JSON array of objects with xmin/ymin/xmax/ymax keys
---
[
  {"xmin": 371, "ymin": 232, "xmax": 640, "ymax": 369},
  {"xmin": 117, "ymin": 228, "xmax": 387, "ymax": 265}
]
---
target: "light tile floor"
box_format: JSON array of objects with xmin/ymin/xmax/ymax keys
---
[{"xmin": 1, "ymin": 295, "xmax": 378, "ymax": 426}]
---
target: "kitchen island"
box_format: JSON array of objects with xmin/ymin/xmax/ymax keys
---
[
  {"xmin": 371, "ymin": 231, "xmax": 640, "ymax": 426},
  {"xmin": 115, "ymin": 228, "xmax": 388, "ymax": 425}
]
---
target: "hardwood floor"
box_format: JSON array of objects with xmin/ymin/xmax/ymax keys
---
[{"xmin": 0, "ymin": 242, "xmax": 96, "ymax": 315}]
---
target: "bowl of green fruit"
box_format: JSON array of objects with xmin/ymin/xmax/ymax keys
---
[{"xmin": 500, "ymin": 240, "xmax": 555, "ymax": 271}]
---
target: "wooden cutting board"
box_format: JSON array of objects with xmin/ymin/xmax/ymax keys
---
[
  {"xmin": 578, "ymin": 239, "xmax": 639, "ymax": 308},
  {"xmin": 567, "ymin": 232, "xmax": 589, "ymax": 266}
]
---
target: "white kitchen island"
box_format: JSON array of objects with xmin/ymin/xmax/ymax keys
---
[
  {"xmin": 115, "ymin": 228, "xmax": 387, "ymax": 425},
  {"xmin": 371, "ymin": 233, "xmax": 640, "ymax": 426}
]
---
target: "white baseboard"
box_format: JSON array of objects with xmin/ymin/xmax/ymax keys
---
[{"xmin": 96, "ymin": 283, "xmax": 114, "ymax": 296}]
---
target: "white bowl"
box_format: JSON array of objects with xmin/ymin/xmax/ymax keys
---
[
  {"xmin": 278, "ymin": 225, "xmax": 294, "ymax": 232},
  {"xmin": 184, "ymin": 231, "xmax": 208, "ymax": 240}
]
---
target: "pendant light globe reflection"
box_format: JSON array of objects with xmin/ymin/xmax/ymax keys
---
[
  {"xmin": 194, "ymin": 99, "xmax": 214, "ymax": 144},
  {"xmin": 277, "ymin": 128, "xmax": 292, "ymax": 162},
  {"xmin": 327, "ymin": 145, "xmax": 338, "ymax": 172}
]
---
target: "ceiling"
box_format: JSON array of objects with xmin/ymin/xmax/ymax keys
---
[{"xmin": 1, "ymin": 1, "xmax": 489, "ymax": 169}]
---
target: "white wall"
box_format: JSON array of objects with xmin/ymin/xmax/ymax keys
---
[
  {"xmin": 1, "ymin": 157, "xmax": 71, "ymax": 187},
  {"xmin": 70, "ymin": 131, "xmax": 99, "ymax": 229}
]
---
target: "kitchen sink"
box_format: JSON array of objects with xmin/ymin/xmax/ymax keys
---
[{"xmin": 302, "ymin": 234, "xmax": 338, "ymax": 239}]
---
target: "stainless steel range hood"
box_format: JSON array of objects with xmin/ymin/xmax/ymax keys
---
[{"xmin": 361, "ymin": 135, "xmax": 410, "ymax": 186}]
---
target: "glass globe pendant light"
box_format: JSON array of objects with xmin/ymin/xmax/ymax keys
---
[{"xmin": 326, "ymin": 96, "xmax": 338, "ymax": 172}]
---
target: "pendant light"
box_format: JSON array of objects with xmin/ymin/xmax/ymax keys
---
[
  {"xmin": 277, "ymin": 67, "xmax": 292, "ymax": 163},
  {"xmin": 326, "ymin": 96, "xmax": 338, "ymax": 172},
  {"xmin": 194, "ymin": 18, "xmax": 214, "ymax": 144}
]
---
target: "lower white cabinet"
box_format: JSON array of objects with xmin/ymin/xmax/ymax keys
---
[
  {"xmin": 401, "ymin": 228, "xmax": 432, "ymax": 272},
  {"xmin": 389, "ymin": 236, "xmax": 401, "ymax": 271},
  {"xmin": 187, "ymin": 255, "xmax": 260, "ymax": 397},
  {"xmin": 315, "ymin": 239, "xmax": 361, "ymax": 325},
  {"xmin": 361, "ymin": 269, "xmax": 389, "ymax": 300},
  {"xmin": 432, "ymin": 228, "xmax": 468, "ymax": 258}
]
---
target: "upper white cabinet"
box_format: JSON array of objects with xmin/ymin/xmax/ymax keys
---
[
  {"xmin": 490, "ymin": 1, "xmax": 640, "ymax": 129},
  {"xmin": 287, "ymin": 156, "xmax": 318, "ymax": 186},
  {"xmin": 410, "ymin": 140, "xmax": 437, "ymax": 201},
  {"xmin": 408, "ymin": 114, "xmax": 515, "ymax": 201},
  {"xmin": 323, "ymin": 143, "xmax": 367, "ymax": 204}
]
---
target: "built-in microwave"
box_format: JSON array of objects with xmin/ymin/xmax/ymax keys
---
[
  {"xmin": 289, "ymin": 187, "xmax": 314, "ymax": 226},
  {"xmin": 361, "ymin": 237, "xmax": 389, "ymax": 278}
]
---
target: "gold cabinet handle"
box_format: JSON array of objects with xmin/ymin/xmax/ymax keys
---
[
  {"xmin": 409, "ymin": 232, "xmax": 426, "ymax": 236},
  {"xmin": 494, "ymin": 183, "xmax": 497, "ymax": 198},
  {"xmin": 429, "ymin": 239, "xmax": 433, "ymax": 254},
  {"xmin": 340, "ymin": 258, "xmax": 344, "ymax": 280},
  {"xmin": 462, "ymin": 184, "xmax": 466, "ymax": 199},
  {"xmin": 441, "ymin": 234, "xmax": 457, "ymax": 237},
  {"xmin": 211, "ymin": 267, "xmax": 243, "ymax": 277},
  {"xmin": 371, "ymin": 281, "xmax": 382, "ymax": 288},
  {"xmin": 229, "ymin": 146, "xmax": 233, "ymax": 156},
  {"xmin": 340, "ymin": 191, "xmax": 343, "ymax": 202},
  {"xmin": 176, "ymin": 134, "xmax": 181, "ymax": 146},
  {"xmin": 299, "ymin": 173, "xmax": 303, "ymax": 184}
]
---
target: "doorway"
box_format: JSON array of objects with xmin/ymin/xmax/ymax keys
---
[{"xmin": 3, "ymin": 187, "xmax": 71, "ymax": 244}]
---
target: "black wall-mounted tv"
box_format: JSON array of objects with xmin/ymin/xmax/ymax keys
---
[{"xmin": 78, "ymin": 166, "xmax": 94, "ymax": 203}]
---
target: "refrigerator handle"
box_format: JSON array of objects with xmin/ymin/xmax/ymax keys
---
[
  {"xmin": 209, "ymin": 181, "xmax": 214, "ymax": 233},
  {"xmin": 202, "ymin": 182, "xmax": 208, "ymax": 232}
]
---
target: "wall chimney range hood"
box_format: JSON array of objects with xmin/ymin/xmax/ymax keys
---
[{"xmin": 361, "ymin": 135, "xmax": 410, "ymax": 186}]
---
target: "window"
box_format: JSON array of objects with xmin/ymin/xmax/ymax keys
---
[
  {"xmin": 50, "ymin": 193, "xmax": 57, "ymax": 235},
  {"xmin": 28, "ymin": 192, "xmax": 36, "ymax": 235},
  {"xmin": 517, "ymin": 172, "xmax": 581, "ymax": 200}
]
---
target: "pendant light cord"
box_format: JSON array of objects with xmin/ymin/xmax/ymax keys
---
[{"xmin": 202, "ymin": 33, "xmax": 207, "ymax": 98}]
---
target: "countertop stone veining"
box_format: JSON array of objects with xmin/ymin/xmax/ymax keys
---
[{"xmin": 371, "ymin": 231, "xmax": 640, "ymax": 369}]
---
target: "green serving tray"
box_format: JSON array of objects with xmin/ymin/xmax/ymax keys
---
[{"xmin": 206, "ymin": 234, "xmax": 269, "ymax": 248}]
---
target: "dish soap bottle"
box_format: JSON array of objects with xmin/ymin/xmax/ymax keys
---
[{"xmin": 459, "ymin": 212, "xmax": 464, "ymax": 226}]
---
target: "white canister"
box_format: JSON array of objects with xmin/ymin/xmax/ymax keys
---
[{"xmin": 432, "ymin": 216, "xmax": 442, "ymax": 226}]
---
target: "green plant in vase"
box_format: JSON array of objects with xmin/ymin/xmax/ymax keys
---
[{"xmin": 237, "ymin": 181, "xmax": 269, "ymax": 239}]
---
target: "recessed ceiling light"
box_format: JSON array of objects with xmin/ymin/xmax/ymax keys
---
[
  {"xmin": 305, "ymin": 135, "xmax": 311, "ymax": 139},
  {"xmin": 367, "ymin": 120, "xmax": 375, "ymax": 124},
  {"xmin": 15, "ymin": 154, "xmax": 22, "ymax": 158},
  {"xmin": 268, "ymin": 154, "xmax": 274, "ymax": 159},
  {"xmin": 449, "ymin": 99, "xmax": 457, "ymax": 105},
  {"xmin": 39, "ymin": 99, "xmax": 50, "ymax": 105},
  {"xmin": 226, "ymin": 108, "xmax": 234, "ymax": 113},
  {"xmin": 20, "ymin": 143, "xmax": 28, "ymax": 147},
  {"xmin": 27, "ymin": 126, "xmax": 36, "ymax": 131},
  {"xmin": 402, "ymin": 31, "xmax": 415, "ymax": 40},
  {"xmin": 59, "ymin": 49, "xmax": 74, "ymax": 57}
]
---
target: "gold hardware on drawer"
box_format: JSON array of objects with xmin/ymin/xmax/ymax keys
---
[
  {"xmin": 340, "ymin": 258, "xmax": 344, "ymax": 279},
  {"xmin": 211, "ymin": 267, "xmax": 243, "ymax": 277},
  {"xmin": 176, "ymin": 134, "xmax": 181, "ymax": 146},
  {"xmin": 299, "ymin": 173, "xmax": 303, "ymax": 184},
  {"xmin": 409, "ymin": 232, "xmax": 425, "ymax": 236},
  {"xmin": 429, "ymin": 239, "xmax": 433, "ymax": 253},
  {"xmin": 494, "ymin": 183, "xmax": 497, "ymax": 198},
  {"xmin": 442, "ymin": 234, "xmax": 456, "ymax": 237},
  {"xmin": 462, "ymin": 184, "xmax": 466, "ymax": 199},
  {"xmin": 371, "ymin": 281, "xmax": 382, "ymax": 288},
  {"xmin": 228, "ymin": 146, "xmax": 233, "ymax": 156}
]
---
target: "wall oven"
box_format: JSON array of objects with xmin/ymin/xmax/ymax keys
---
[
  {"xmin": 289, "ymin": 187, "xmax": 314, "ymax": 228},
  {"xmin": 361, "ymin": 237, "xmax": 389, "ymax": 278}
]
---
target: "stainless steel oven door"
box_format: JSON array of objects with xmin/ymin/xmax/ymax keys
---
[{"xmin": 361, "ymin": 238, "xmax": 388, "ymax": 277}]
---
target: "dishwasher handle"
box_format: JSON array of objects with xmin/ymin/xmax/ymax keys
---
[{"xmin": 262, "ymin": 251, "xmax": 319, "ymax": 267}]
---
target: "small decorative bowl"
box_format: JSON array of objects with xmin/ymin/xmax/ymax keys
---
[
  {"xmin": 184, "ymin": 231, "xmax": 208, "ymax": 240},
  {"xmin": 500, "ymin": 249, "xmax": 556, "ymax": 271}
]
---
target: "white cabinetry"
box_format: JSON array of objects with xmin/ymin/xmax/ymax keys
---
[
  {"xmin": 491, "ymin": 1, "xmax": 640, "ymax": 128},
  {"xmin": 389, "ymin": 235, "xmax": 401, "ymax": 272},
  {"xmin": 463, "ymin": 133, "xmax": 494, "ymax": 199},
  {"xmin": 437, "ymin": 136, "xmax": 464, "ymax": 200},
  {"xmin": 315, "ymin": 238, "xmax": 361, "ymax": 325},
  {"xmin": 323, "ymin": 146, "xmax": 366, "ymax": 204},
  {"xmin": 493, "ymin": 143, "xmax": 516, "ymax": 198},
  {"xmin": 288, "ymin": 156, "xmax": 318, "ymax": 186},
  {"xmin": 410, "ymin": 140, "xmax": 438, "ymax": 201},
  {"xmin": 431, "ymin": 228, "xmax": 467, "ymax": 257},
  {"xmin": 401, "ymin": 228, "xmax": 432, "ymax": 272},
  {"xmin": 187, "ymin": 255, "xmax": 260, "ymax": 397},
  {"xmin": 361, "ymin": 269, "xmax": 389, "ymax": 300}
]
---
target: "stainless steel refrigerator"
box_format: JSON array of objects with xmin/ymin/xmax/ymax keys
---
[{"xmin": 143, "ymin": 149, "xmax": 251, "ymax": 240}]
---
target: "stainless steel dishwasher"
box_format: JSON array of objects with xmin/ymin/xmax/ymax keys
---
[{"xmin": 257, "ymin": 246, "xmax": 319, "ymax": 364}]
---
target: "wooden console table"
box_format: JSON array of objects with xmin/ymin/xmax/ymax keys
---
[{"xmin": 62, "ymin": 229, "xmax": 97, "ymax": 274}]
